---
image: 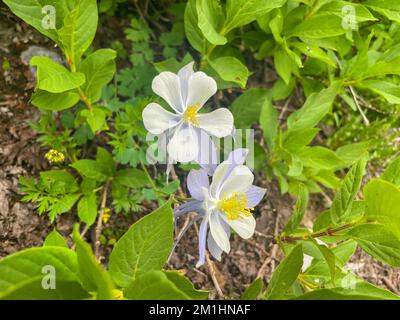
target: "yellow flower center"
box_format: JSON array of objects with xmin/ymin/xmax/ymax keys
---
[
  {"xmin": 45, "ymin": 149, "xmax": 65, "ymax": 163},
  {"xmin": 217, "ymin": 192, "xmax": 253, "ymax": 220},
  {"xmin": 183, "ymin": 103, "xmax": 201, "ymax": 127},
  {"xmin": 102, "ymin": 208, "xmax": 112, "ymax": 224}
]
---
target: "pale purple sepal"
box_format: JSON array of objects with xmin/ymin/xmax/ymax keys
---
[
  {"xmin": 187, "ymin": 169, "xmax": 209, "ymax": 200},
  {"xmin": 196, "ymin": 217, "xmax": 208, "ymax": 267},
  {"xmin": 173, "ymin": 200, "xmax": 204, "ymax": 218},
  {"xmin": 246, "ymin": 185, "xmax": 266, "ymax": 207}
]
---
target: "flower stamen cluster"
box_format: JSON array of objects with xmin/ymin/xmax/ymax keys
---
[{"xmin": 217, "ymin": 192, "xmax": 253, "ymax": 220}]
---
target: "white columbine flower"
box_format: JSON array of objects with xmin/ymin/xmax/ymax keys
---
[
  {"xmin": 174, "ymin": 149, "xmax": 266, "ymax": 266},
  {"xmin": 142, "ymin": 62, "xmax": 234, "ymax": 163}
]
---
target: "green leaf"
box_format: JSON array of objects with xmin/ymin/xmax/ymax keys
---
[
  {"xmin": 362, "ymin": 80, "xmax": 400, "ymax": 104},
  {"xmin": 3, "ymin": 0, "xmax": 75, "ymax": 44},
  {"xmin": 184, "ymin": 0, "xmax": 207, "ymax": 53},
  {"xmin": 196, "ymin": 0, "xmax": 226, "ymax": 45},
  {"xmin": 123, "ymin": 271, "xmax": 190, "ymax": 300},
  {"xmin": 160, "ymin": 180, "xmax": 181, "ymax": 195},
  {"xmin": 269, "ymin": 9, "xmax": 284, "ymax": 42},
  {"xmin": 283, "ymin": 128, "xmax": 319, "ymax": 152},
  {"xmin": 0, "ymin": 247, "xmax": 83, "ymax": 299},
  {"xmin": 348, "ymin": 224, "xmax": 400, "ymax": 267},
  {"xmin": 40, "ymin": 170, "xmax": 79, "ymax": 192},
  {"xmin": 153, "ymin": 55, "xmax": 193, "ymax": 73},
  {"xmin": 44, "ymin": 229, "xmax": 68, "ymax": 248},
  {"xmin": 287, "ymin": 83, "xmax": 340, "ymax": 131},
  {"xmin": 304, "ymin": 240, "xmax": 357, "ymax": 278},
  {"xmin": 330, "ymin": 159, "xmax": 366, "ymax": 225},
  {"xmin": 362, "ymin": 57, "xmax": 400, "ymax": 79},
  {"xmin": 224, "ymin": 0, "xmax": 286, "ymax": 32},
  {"xmin": 31, "ymin": 90, "xmax": 80, "ymax": 111},
  {"xmin": 71, "ymin": 160, "xmax": 108, "ymax": 182},
  {"xmin": 96, "ymin": 147, "xmax": 116, "ymax": 177},
  {"xmin": 292, "ymin": 42, "xmax": 336, "ymax": 67},
  {"xmin": 81, "ymin": 107, "xmax": 108, "ymax": 133},
  {"xmin": 259, "ymin": 98, "xmax": 278, "ymax": 149},
  {"xmin": 382, "ymin": 156, "xmax": 400, "ymax": 186},
  {"xmin": 335, "ymin": 142, "xmax": 369, "ymax": 167},
  {"xmin": 77, "ymin": 193, "xmax": 97, "ymax": 226},
  {"xmin": 1, "ymin": 279, "xmax": 90, "ymax": 300},
  {"xmin": 364, "ymin": 179, "xmax": 400, "ymax": 239},
  {"xmin": 58, "ymin": 0, "xmax": 98, "ymax": 66},
  {"xmin": 72, "ymin": 225, "xmax": 115, "ymax": 299},
  {"xmin": 314, "ymin": 243, "xmax": 336, "ymax": 282},
  {"xmin": 288, "ymin": 13, "xmax": 344, "ymax": 39},
  {"xmin": 284, "ymin": 184, "xmax": 309, "ymax": 234},
  {"xmin": 274, "ymin": 46, "xmax": 292, "ymax": 84},
  {"xmin": 79, "ymin": 49, "xmax": 117, "ymax": 103},
  {"xmin": 209, "ymin": 56, "xmax": 249, "ymax": 88},
  {"xmin": 242, "ymin": 278, "xmax": 264, "ymax": 300},
  {"xmin": 366, "ymin": 0, "xmax": 400, "ymax": 23},
  {"xmin": 30, "ymin": 57, "xmax": 85, "ymax": 93},
  {"xmin": 298, "ymin": 146, "xmax": 345, "ymax": 170},
  {"xmin": 163, "ymin": 271, "xmax": 209, "ymax": 300},
  {"xmin": 56, "ymin": 196, "xmax": 81, "ymax": 221},
  {"xmin": 231, "ymin": 88, "xmax": 270, "ymax": 128},
  {"xmin": 272, "ymin": 77, "xmax": 295, "ymax": 101},
  {"xmin": 109, "ymin": 201, "xmax": 174, "ymax": 287},
  {"xmin": 319, "ymin": 1, "xmax": 377, "ymax": 24},
  {"xmin": 295, "ymin": 281, "xmax": 400, "ymax": 300},
  {"xmin": 265, "ymin": 244, "xmax": 303, "ymax": 299},
  {"xmin": 114, "ymin": 169, "xmax": 150, "ymax": 189}
]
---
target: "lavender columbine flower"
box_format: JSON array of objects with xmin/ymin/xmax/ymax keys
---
[{"xmin": 174, "ymin": 149, "xmax": 266, "ymax": 267}]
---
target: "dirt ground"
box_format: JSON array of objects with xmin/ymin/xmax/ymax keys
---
[{"xmin": 1, "ymin": 4, "xmax": 399, "ymax": 298}]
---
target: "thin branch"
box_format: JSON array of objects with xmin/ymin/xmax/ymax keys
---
[
  {"xmin": 257, "ymin": 212, "xmax": 280, "ymax": 279},
  {"xmin": 278, "ymin": 223, "xmax": 356, "ymax": 243},
  {"xmin": 205, "ymin": 253, "xmax": 225, "ymax": 299},
  {"xmin": 193, "ymin": 222, "xmax": 225, "ymax": 299},
  {"xmin": 166, "ymin": 213, "xmax": 199, "ymax": 264},
  {"xmin": 94, "ymin": 180, "xmax": 111, "ymax": 259},
  {"xmin": 349, "ymin": 86, "xmax": 370, "ymax": 126}
]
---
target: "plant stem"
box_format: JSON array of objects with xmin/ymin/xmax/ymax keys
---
[
  {"xmin": 94, "ymin": 179, "xmax": 111, "ymax": 259},
  {"xmin": 78, "ymin": 87, "xmax": 93, "ymax": 111},
  {"xmin": 67, "ymin": 59, "xmax": 93, "ymax": 111},
  {"xmin": 278, "ymin": 223, "xmax": 357, "ymax": 243},
  {"xmin": 349, "ymin": 86, "xmax": 370, "ymax": 126}
]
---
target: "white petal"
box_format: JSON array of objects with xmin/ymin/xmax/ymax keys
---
[
  {"xmin": 207, "ymin": 221, "xmax": 230, "ymax": 261},
  {"xmin": 142, "ymin": 103, "xmax": 181, "ymax": 134},
  {"xmin": 152, "ymin": 72, "xmax": 184, "ymax": 113},
  {"xmin": 222, "ymin": 213, "xmax": 256, "ymax": 239},
  {"xmin": 218, "ymin": 165, "xmax": 254, "ymax": 198},
  {"xmin": 209, "ymin": 211, "xmax": 231, "ymax": 253},
  {"xmin": 209, "ymin": 162, "xmax": 230, "ymax": 199},
  {"xmin": 178, "ymin": 62, "xmax": 195, "ymax": 106},
  {"xmin": 198, "ymin": 108, "xmax": 234, "ymax": 138},
  {"xmin": 186, "ymin": 72, "xmax": 217, "ymax": 110},
  {"xmin": 167, "ymin": 125, "xmax": 199, "ymax": 163}
]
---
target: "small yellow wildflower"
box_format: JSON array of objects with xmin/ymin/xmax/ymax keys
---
[
  {"xmin": 102, "ymin": 208, "xmax": 112, "ymax": 224},
  {"xmin": 45, "ymin": 149, "xmax": 65, "ymax": 163}
]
